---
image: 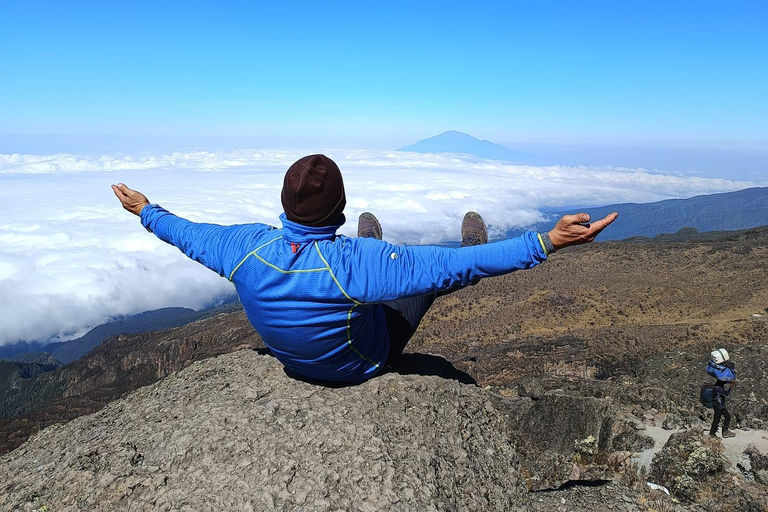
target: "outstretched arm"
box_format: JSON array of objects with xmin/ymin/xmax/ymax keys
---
[
  {"xmin": 336, "ymin": 211, "xmax": 619, "ymax": 303},
  {"xmin": 111, "ymin": 183, "xmax": 266, "ymax": 278}
]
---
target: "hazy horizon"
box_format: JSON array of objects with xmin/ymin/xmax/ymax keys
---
[
  {"xmin": 2, "ymin": 131, "xmax": 766, "ymax": 182},
  {"xmin": 2, "ymin": 146, "xmax": 766, "ymax": 346},
  {"xmin": 2, "ymin": 2, "xmax": 766, "ymax": 157}
]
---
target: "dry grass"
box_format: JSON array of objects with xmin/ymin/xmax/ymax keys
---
[{"xmin": 408, "ymin": 231, "xmax": 768, "ymax": 385}]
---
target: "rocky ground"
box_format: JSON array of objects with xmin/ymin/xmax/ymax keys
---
[
  {"xmin": 0, "ymin": 310, "xmax": 263, "ymax": 454},
  {"xmin": 1, "ymin": 350, "xmax": 767, "ymax": 511},
  {"xmin": 409, "ymin": 226, "xmax": 768, "ymax": 386},
  {"xmin": 1, "ymin": 350, "xmax": 528, "ymax": 512}
]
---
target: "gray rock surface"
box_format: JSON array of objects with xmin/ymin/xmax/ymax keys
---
[
  {"xmin": 496, "ymin": 393, "xmax": 653, "ymax": 491},
  {"xmin": 5, "ymin": 348, "xmax": 765, "ymax": 511},
  {"xmin": 649, "ymin": 429, "xmax": 768, "ymax": 511},
  {"xmin": 741, "ymin": 445, "xmax": 768, "ymax": 485},
  {"xmin": 0, "ymin": 350, "xmax": 528, "ymax": 512}
]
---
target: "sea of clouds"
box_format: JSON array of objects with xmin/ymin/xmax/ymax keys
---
[{"xmin": 0, "ymin": 148, "xmax": 762, "ymax": 345}]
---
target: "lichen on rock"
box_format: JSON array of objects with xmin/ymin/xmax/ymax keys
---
[{"xmin": 649, "ymin": 429, "xmax": 768, "ymax": 510}]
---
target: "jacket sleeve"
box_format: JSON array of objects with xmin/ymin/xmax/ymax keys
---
[
  {"xmin": 140, "ymin": 204, "xmax": 269, "ymax": 279},
  {"xmin": 330, "ymin": 231, "xmax": 548, "ymax": 303}
]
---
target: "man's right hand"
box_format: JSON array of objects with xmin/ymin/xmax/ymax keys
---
[
  {"xmin": 548, "ymin": 212, "xmax": 619, "ymax": 250},
  {"xmin": 112, "ymin": 183, "xmax": 150, "ymax": 216}
]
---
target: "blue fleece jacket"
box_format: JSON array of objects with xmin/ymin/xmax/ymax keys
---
[{"xmin": 140, "ymin": 205, "xmax": 549, "ymax": 382}]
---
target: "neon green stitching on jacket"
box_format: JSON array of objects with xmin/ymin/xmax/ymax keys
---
[
  {"xmin": 346, "ymin": 303, "xmax": 380, "ymax": 368},
  {"xmin": 232, "ymin": 238, "xmax": 379, "ymax": 369},
  {"xmin": 229, "ymin": 236, "xmax": 283, "ymax": 280},
  {"xmin": 313, "ymin": 242, "xmax": 365, "ymax": 305},
  {"xmin": 537, "ymin": 233, "xmax": 549, "ymax": 256},
  {"xmin": 314, "ymin": 242, "xmax": 380, "ymax": 369},
  {"xmin": 228, "ymin": 236, "xmax": 325, "ymax": 280},
  {"xmin": 252, "ymin": 254, "xmax": 327, "ymax": 275}
]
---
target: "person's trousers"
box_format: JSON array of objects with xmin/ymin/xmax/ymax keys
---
[
  {"xmin": 382, "ymin": 293, "xmax": 439, "ymax": 365},
  {"xmin": 710, "ymin": 407, "xmax": 731, "ymax": 435}
]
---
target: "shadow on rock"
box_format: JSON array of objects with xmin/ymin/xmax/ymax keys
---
[
  {"xmin": 386, "ymin": 352, "xmax": 477, "ymax": 385},
  {"xmin": 283, "ymin": 351, "xmax": 477, "ymax": 388}
]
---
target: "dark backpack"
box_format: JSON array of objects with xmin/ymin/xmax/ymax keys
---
[
  {"xmin": 706, "ymin": 361, "xmax": 735, "ymax": 382},
  {"xmin": 700, "ymin": 386, "xmax": 716, "ymax": 408}
]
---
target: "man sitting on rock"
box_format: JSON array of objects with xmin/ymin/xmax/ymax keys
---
[{"xmin": 112, "ymin": 154, "xmax": 617, "ymax": 383}]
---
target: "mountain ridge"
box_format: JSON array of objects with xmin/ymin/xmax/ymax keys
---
[
  {"xmin": 511, "ymin": 186, "xmax": 768, "ymax": 241},
  {"xmin": 0, "ymin": 298, "xmax": 242, "ymax": 364}
]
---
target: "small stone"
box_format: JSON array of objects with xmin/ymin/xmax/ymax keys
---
[{"xmin": 360, "ymin": 502, "xmax": 378, "ymax": 512}]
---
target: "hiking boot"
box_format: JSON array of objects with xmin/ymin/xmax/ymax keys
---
[
  {"xmin": 358, "ymin": 212, "xmax": 382, "ymax": 240},
  {"xmin": 722, "ymin": 430, "xmax": 736, "ymax": 438},
  {"xmin": 461, "ymin": 211, "xmax": 488, "ymax": 247},
  {"xmin": 709, "ymin": 433, "xmax": 719, "ymax": 439}
]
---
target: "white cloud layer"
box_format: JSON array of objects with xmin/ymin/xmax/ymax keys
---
[{"xmin": 0, "ymin": 149, "xmax": 763, "ymax": 345}]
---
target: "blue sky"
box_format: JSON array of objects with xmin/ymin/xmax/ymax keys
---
[{"xmin": 1, "ymin": 1, "xmax": 767, "ymax": 155}]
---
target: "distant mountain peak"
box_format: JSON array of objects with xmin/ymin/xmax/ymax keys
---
[
  {"xmin": 398, "ymin": 131, "xmax": 529, "ymax": 163},
  {"xmin": 437, "ymin": 130, "xmax": 479, "ymax": 138}
]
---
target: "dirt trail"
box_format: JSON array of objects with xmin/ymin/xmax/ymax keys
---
[
  {"xmin": 718, "ymin": 428, "xmax": 768, "ymax": 468},
  {"xmin": 635, "ymin": 425, "xmax": 768, "ymax": 473},
  {"xmin": 634, "ymin": 425, "xmax": 675, "ymax": 472}
]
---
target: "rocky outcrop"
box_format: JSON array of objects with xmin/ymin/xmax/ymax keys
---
[
  {"xmin": 0, "ymin": 350, "xmax": 531, "ymax": 512},
  {"xmin": 4, "ymin": 349, "xmax": 768, "ymax": 511},
  {"xmin": 740, "ymin": 445, "xmax": 768, "ymax": 486},
  {"xmin": 497, "ymin": 393, "xmax": 651, "ymax": 491},
  {"xmin": 649, "ymin": 429, "xmax": 768, "ymax": 511},
  {"xmin": 0, "ymin": 310, "xmax": 262, "ymax": 455}
]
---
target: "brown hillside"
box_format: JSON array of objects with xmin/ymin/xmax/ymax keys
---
[{"xmin": 409, "ymin": 227, "xmax": 768, "ymax": 385}]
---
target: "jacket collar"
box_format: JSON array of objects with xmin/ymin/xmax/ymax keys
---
[{"xmin": 279, "ymin": 213, "xmax": 345, "ymax": 243}]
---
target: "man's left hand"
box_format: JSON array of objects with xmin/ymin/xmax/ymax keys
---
[
  {"xmin": 112, "ymin": 183, "xmax": 150, "ymax": 216},
  {"xmin": 548, "ymin": 212, "xmax": 619, "ymax": 250}
]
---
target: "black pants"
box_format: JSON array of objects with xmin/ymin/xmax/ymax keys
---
[
  {"xmin": 382, "ymin": 293, "xmax": 438, "ymax": 365},
  {"xmin": 381, "ymin": 277, "xmax": 474, "ymax": 365},
  {"xmin": 710, "ymin": 407, "xmax": 731, "ymax": 435}
]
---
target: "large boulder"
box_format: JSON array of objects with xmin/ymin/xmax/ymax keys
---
[
  {"xmin": 497, "ymin": 393, "xmax": 651, "ymax": 491},
  {"xmin": 0, "ymin": 350, "xmax": 530, "ymax": 512},
  {"xmin": 739, "ymin": 444, "xmax": 768, "ymax": 486}
]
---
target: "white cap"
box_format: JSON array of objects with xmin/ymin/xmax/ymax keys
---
[{"xmin": 710, "ymin": 348, "xmax": 729, "ymax": 364}]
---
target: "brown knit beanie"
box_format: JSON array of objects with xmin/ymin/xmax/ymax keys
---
[{"xmin": 281, "ymin": 154, "xmax": 346, "ymax": 227}]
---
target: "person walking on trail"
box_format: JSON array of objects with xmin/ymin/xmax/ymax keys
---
[
  {"xmin": 112, "ymin": 154, "xmax": 618, "ymax": 383},
  {"xmin": 707, "ymin": 349, "xmax": 737, "ymax": 438}
]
